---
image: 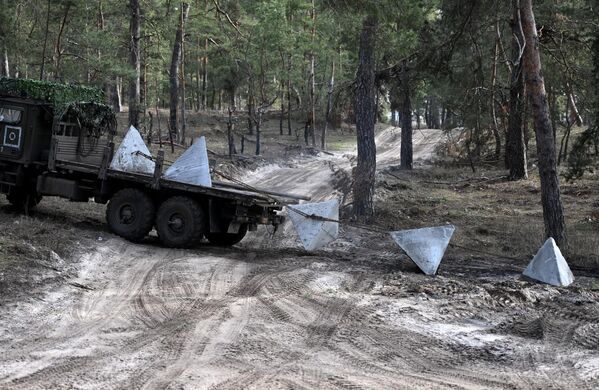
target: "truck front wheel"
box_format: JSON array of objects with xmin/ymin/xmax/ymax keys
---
[
  {"xmin": 106, "ymin": 188, "xmax": 155, "ymax": 242},
  {"xmin": 156, "ymin": 196, "xmax": 205, "ymax": 248},
  {"xmin": 205, "ymin": 224, "xmax": 248, "ymax": 247}
]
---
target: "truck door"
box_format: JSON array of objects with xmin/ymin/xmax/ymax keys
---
[{"xmin": 0, "ymin": 105, "xmax": 24, "ymax": 159}]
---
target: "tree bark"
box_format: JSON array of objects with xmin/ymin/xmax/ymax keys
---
[
  {"xmin": 323, "ymin": 60, "xmax": 335, "ymax": 150},
  {"xmin": 307, "ymin": 0, "xmax": 316, "ymax": 147},
  {"xmin": 169, "ymin": 2, "xmax": 190, "ymax": 139},
  {"xmin": 129, "ymin": 0, "xmax": 141, "ymax": 128},
  {"xmin": 353, "ymin": 15, "xmax": 378, "ymax": 218},
  {"xmin": 520, "ymin": 0, "xmax": 567, "ymax": 247},
  {"xmin": 506, "ymin": 0, "xmax": 528, "ymax": 180},
  {"xmin": 180, "ymin": 4, "xmax": 187, "ymax": 143},
  {"xmin": 491, "ymin": 21, "xmax": 502, "ymax": 160},
  {"xmin": 400, "ymin": 61, "xmax": 413, "ymax": 170},
  {"xmin": 39, "ymin": 0, "xmax": 51, "ymax": 80}
]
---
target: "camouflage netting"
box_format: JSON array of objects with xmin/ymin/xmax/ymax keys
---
[
  {"xmin": 62, "ymin": 102, "xmax": 117, "ymax": 138},
  {"xmin": 0, "ymin": 77, "xmax": 116, "ymax": 137}
]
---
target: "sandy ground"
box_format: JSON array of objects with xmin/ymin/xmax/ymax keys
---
[{"xmin": 0, "ymin": 128, "xmax": 598, "ymax": 389}]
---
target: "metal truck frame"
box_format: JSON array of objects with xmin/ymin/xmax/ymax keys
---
[{"xmin": 0, "ymin": 93, "xmax": 306, "ymax": 248}]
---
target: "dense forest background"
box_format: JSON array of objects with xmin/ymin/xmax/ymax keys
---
[{"xmin": 0, "ymin": 0, "xmax": 598, "ymax": 243}]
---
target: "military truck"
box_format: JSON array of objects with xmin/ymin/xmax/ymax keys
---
[{"xmin": 0, "ymin": 78, "xmax": 306, "ymax": 248}]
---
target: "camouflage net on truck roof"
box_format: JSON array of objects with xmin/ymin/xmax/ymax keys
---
[
  {"xmin": 0, "ymin": 77, "xmax": 104, "ymax": 109},
  {"xmin": 0, "ymin": 77, "xmax": 116, "ymax": 137}
]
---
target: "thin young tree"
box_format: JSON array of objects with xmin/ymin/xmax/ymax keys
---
[
  {"xmin": 520, "ymin": 0, "xmax": 567, "ymax": 247},
  {"xmin": 128, "ymin": 0, "xmax": 141, "ymax": 128}
]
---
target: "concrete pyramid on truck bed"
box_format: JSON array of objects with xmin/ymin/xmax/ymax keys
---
[
  {"xmin": 287, "ymin": 199, "xmax": 339, "ymax": 251},
  {"xmin": 164, "ymin": 136, "xmax": 212, "ymax": 187},
  {"xmin": 110, "ymin": 126, "xmax": 155, "ymax": 174},
  {"xmin": 523, "ymin": 238, "xmax": 574, "ymax": 286},
  {"xmin": 390, "ymin": 225, "xmax": 455, "ymax": 276}
]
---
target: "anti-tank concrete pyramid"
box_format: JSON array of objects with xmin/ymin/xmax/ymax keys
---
[
  {"xmin": 390, "ymin": 225, "xmax": 455, "ymax": 275},
  {"xmin": 163, "ymin": 136, "xmax": 212, "ymax": 187},
  {"xmin": 110, "ymin": 126, "xmax": 155, "ymax": 174},
  {"xmin": 287, "ymin": 199, "xmax": 339, "ymax": 251},
  {"xmin": 523, "ymin": 238, "xmax": 574, "ymax": 286}
]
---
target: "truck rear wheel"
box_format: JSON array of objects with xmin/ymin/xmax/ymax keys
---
[
  {"xmin": 106, "ymin": 188, "xmax": 155, "ymax": 242},
  {"xmin": 205, "ymin": 224, "xmax": 248, "ymax": 247},
  {"xmin": 156, "ymin": 196, "xmax": 205, "ymax": 248}
]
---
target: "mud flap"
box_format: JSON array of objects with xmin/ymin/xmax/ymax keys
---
[
  {"xmin": 390, "ymin": 225, "xmax": 455, "ymax": 276},
  {"xmin": 522, "ymin": 238, "xmax": 574, "ymax": 286},
  {"xmin": 287, "ymin": 199, "xmax": 339, "ymax": 251}
]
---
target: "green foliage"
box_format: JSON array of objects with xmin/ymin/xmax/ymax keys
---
[{"xmin": 0, "ymin": 77, "xmax": 104, "ymax": 111}]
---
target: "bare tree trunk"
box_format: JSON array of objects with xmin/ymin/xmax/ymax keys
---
[
  {"xmin": 227, "ymin": 88, "xmax": 236, "ymax": 158},
  {"xmin": 400, "ymin": 61, "xmax": 413, "ymax": 170},
  {"xmin": 52, "ymin": 2, "xmax": 71, "ymax": 80},
  {"xmin": 169, "ymin": 2, "xmax": 190, "ymax": 139},
  {"xmin": 180, "ymin": 5, "xmax": 187, "ymax": 144},
  {"xmin": 323, "ymin": 60, "xmax": 335, "ymax": 150},
  {"xmin": 1, "ymin": 45, "xmax": 9, "ymax": 77},
  {"xmin": 521, "ymin": 0, "xmax": 567, "ymax": 247},
  {"xmin": 39, "ymin": 0, "xmax": 51, "ymax": 80},
  {"xmin": 353, "ymin": 15, "xmax": 378, "ymax": 218},
  {"xmin": 491, "ymin": 21, "xmax": 502, "ymax": 160},
  {"xmin": 129, "ymin": 0, "xmax": 141, "ymax": 128},
  {"xmin": 506, "ymin": 0, "xmax": 528, "ymax": 180},
  {"xmin": 279, "ymin": 81, "xmax": 284, "ymax": 136},
  {"xmin": 287, "ymin": 54, "xmax": 292, "ymax": 136},
  {"xmin": 308, "ymin": 0, "xmax": 316, "ymax": 147}
]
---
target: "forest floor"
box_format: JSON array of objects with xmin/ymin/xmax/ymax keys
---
[{"xmin": 0, "ymin": 111, "xmax": 598, "ymax": 389}]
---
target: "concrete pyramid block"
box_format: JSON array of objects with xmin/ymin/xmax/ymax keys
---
[
  {"xmin": 287, "ymin": 199, "xmax": 339, "ymax": 251},
  {"xmin": 164, "ymin": 136, "xmax": 212, "ymax": 187},
  {"xmin": 390, "ymin": 225, "xmax": 455, "ymax": 275},
  {"xmin": 523, "ymin": 238, "xmax": 574, "ymax": 286},
  {"xmin": 110, "ymin": 126, "xmax": 155, "ymax": 174}
]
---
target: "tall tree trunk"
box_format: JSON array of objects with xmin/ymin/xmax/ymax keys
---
[
  {"xmin": 491, "ymin": 21, "xmax": 502, "ymax": 160},
  {"xmin": 202, "ymin": 37, "xmax": 208, "ymax": 109},
  {"xmin": 39, "ymin": 0, "xmax": 51, "ymax": 80},
  {"xmin": 353, "ymin": 15, "xmax": 378, "ymax": 218},
  {"xmin": 308, "ymin": 0, "xmax": 316, "ymax": 146},
  {"xmin": 323, "ymin": 60, "xmax": 335, "ymax": 150},
  {"xmin": 169, "ymin": 2, "xmax": 190, "ymax": 139},
  {"xmin": 1, "ymin": 45, "xmax": 9, "ymax": 76},
  {"xmin": 506, "ymin": 0, "xmax": 528, "ymax": 180},
  {"xmin": 400, "ymin": 61, "xmax": 413, "ymax": 170},
  {"xmin": 53, "ymin": 2, "xmax": 71, "ymax": 80},
  {"xmin": 180, "ymin": 5, "xmax": 187, "ymax": 144},
  {"xmin": 278, "ymin": 80, "xmax": 285, "ymax": 136},
  {"xmin": 129, "ymin": 0, "xmax": 141, "ymax": 128},
  {"xmin": 287, "ymin": 54, "xmax": 292, "ymax": 136},
  {"xmin": 520, "ymin": 0, "xmax": 567, "ymax": 247}
]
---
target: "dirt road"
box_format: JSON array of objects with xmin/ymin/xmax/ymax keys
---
[{"xmin": 1, "ymin": 128, "xmax": 598, "ymax": 389}]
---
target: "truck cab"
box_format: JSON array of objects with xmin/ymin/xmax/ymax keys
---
[{"xmin": 0, "ymin": 98, "xmax": 53, "ymax": 165}]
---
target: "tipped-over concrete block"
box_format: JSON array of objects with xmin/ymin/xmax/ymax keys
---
[
  {"xmin": 523, "ymin": 238, "xmax": 574, "ymax": 286},
  {"xmin": 287, "ymin": 199, "xmax": 339, "ymax": 251},
  {"xmin": 390, "ymin": 225, "xmax": 455, "ymax": 275},
  {"xmin": 110, "ymin": 126, "xmax": 155, "ymax": 174},
  {"xmin": 164, "ymin": 136, "xmax": 212, "ymax": 187}
]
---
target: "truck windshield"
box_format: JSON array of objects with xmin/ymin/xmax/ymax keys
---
[{"xmin": 0, "ymin": 107, "xmax": 22, "ymax": 124}]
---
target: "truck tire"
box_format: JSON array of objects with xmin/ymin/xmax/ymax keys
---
[
  {"xmin": 205, "ymin": 224, "xmax": 248, "ymax": 247},
  {"xmin": 7, "ymin": 189, "xmax": 42, "ymax": 211},
  {"xmin": 106, "ymin": 188, "xmax": 155, "ymax": 242},
  {"xmin": 156, "ymin": 196, "xmax": 205, "ymax": 248}
]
